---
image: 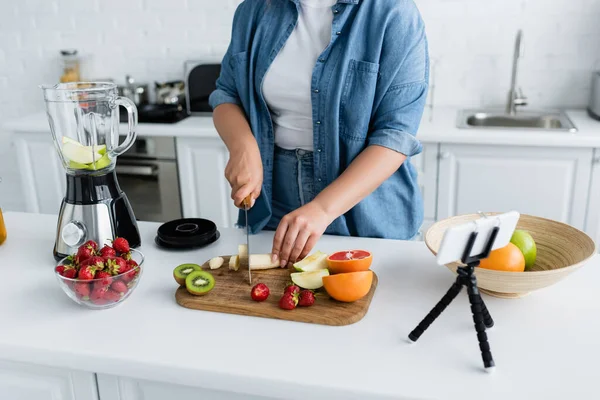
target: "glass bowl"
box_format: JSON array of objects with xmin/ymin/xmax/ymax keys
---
[{"xmin": 54, "ymin": 248, "xmax": 145, "ymax": 309}]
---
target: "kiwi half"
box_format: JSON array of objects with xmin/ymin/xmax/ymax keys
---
[
  {"xmin": 173, "ymin": 263, "xmax": 202, "ymax": 286},
  {"xmin": 185, "ymin": 270, "xmax": 215, "ymax": 296}
]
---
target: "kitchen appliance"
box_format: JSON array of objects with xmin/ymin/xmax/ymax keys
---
[
  {"xmin": 155, "ymin": 80, "xmax": 186, "ymax": 107},
  {"xmin": 41, "ymin": 82, "xmax": 141, "ymax": 261},
  {"xmin": 588, "ymin": 71, "xmax": 600, "ymax": 121},
  {"xmin": 155, "ymin": 218, "xmax": 219, "ymax": 249},
  {"xmin": 115, "ymin": 135, "xmax": 182, "ymax": 223},
  {"xmin": 184, "ymin": 61, "xmax": 221, "ymax": 115}
]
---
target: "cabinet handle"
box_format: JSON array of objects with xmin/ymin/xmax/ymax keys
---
[{"xmin": 439, "ymin": 152, "xmax": 451, "ymax": 159}]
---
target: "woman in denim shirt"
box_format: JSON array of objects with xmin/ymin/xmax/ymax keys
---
[{"xmin": 209, "ymin": 0, "xmax": 429, "ymax": 267}]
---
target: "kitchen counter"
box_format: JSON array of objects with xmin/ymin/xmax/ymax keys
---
[
  {"xmin": 1, "ymin": 211, "xmax": 600, "ymax": 399},
  {"xmin": 4, "ymin": 107, "xmax": 600, "ymax": 147}
]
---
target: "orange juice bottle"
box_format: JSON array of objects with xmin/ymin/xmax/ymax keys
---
[{"xmin": 0, "ymin": 208, "xmax": 6, "ymax": 245}]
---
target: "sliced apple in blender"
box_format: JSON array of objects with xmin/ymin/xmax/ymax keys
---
[
  {"xmin": 62, "ymin": 137, "xmax": 107, "ymax": 156},
  {"xmin": 87, "ymin": 153, "xmax": 111, "ymax": 170},
  {"xmin": 62, "ymin": 142, "xmax": 102, "ymax": 165}
]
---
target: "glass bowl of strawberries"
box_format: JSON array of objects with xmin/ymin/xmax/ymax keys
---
[{"xmin": 54, "ymin": 237, "xmax": 144, "ymax": 309}]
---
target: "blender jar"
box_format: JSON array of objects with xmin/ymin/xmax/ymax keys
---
[{"xmin": 40, "ymin": 82, "xmax": 138, "ymax": 175}]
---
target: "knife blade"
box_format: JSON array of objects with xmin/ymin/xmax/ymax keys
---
[{"xmin": 243, "ymin": 195, "xmax": 252, "ymax": 285}]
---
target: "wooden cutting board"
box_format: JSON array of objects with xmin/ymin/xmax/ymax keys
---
[{"xmin": 175, "ymin": 255, "xmax": 378, "ymax": 326}]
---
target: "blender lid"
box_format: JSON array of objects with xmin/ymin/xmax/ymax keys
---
[{"xmin": 156, "ymin": 218, "xmax": 218, "ymax": 248}]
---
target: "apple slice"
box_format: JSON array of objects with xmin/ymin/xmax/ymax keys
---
[
  {"xmin": 290, "ymin": 269, "xmax": 330, "ymax": 290},
  {"xmin": 293, "ymin": 251, "xmax": 328, "ymax": 272},
  {"xmin": 62, "ymin": 142, "xmax": 102, "ymax": 164}
]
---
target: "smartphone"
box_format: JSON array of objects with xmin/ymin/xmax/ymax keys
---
[{"xmin": 435, "ymin": 211, "xmax": 520, "ymax": 265}]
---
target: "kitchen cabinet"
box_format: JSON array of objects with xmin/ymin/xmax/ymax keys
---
[
  {"xmin": 584, "ymin": 149, "xmax": 600, "ymax": 246},
  {"xmin": 0, "ymin": 360, "xmax": 98, "ymax": 400},
  {"xmin": 13, "ymin": 132, "xmax": 65, "ymax": 214},
  {"xmin": 409, "ymin": 143, "xmax": 439, "ymax": 240},
  {"xmin": 436, "ymin": 144, "xmax": 593, "ymax": 231},
  {"xmin": 96, "ymin": 374, "xmax": 274, "ymax": 400},
  {"xmin": 175, "ymin": 137, "xmax": 239, "ymax": 228}
]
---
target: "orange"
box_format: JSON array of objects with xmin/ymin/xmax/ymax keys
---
[
  {"xmin": 479, "ymin": 243, "xmax": 525, "ymax": 272},
  {"xmin": 326, "ymin": 250, "xmax": 372, "ymax": 274},
  {"xmin": 322, "ymin": 271, "xmax": 373, "ymax": 302}
]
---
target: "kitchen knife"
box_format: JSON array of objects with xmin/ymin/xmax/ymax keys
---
[{"xmin": 243, "ymin": 195, "xmax": 252, "ymax": 285}]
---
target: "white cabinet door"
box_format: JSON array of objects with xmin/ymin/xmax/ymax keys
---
[
  {"xmin": 97, "ymin": 374, "xmax": 274, "ymax": 400},
  {"xmin": 437, "ymin": 144, "xmax": 593, "ymax": 231},
  {"xmin": 14, "ymin": 133, "xmax": 65, "ymax": 214},
  {"xmin": 584, "ymin": 149, "xmax": 600, "ymax": 249},
  {"xmin": 176, "ymin": 137, "xmax": 238, "ymax": 228},
  {"xmin": 0, "ymin": 360, "xmax": 98, "ymax": 400},
  {"xmin": 410, "ymin": 143, "xmax": 439, "ymax": 222}
]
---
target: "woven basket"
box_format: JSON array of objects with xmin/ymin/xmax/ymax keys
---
[{"xmin": 424, "ymin": 213, "xmax": 597, "ymax": 298}]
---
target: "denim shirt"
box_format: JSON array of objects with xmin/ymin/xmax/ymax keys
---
[{"xmin": 209, "ymin": 0, "xmax": 429, "ymax": 240}]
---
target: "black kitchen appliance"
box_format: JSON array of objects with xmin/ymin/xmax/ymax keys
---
[{"xmin": 184, "ymin": 61, "xmax": 221, "ymax": 115}]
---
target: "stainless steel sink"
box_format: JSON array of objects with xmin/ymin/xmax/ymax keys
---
[{"xmin": 456, "ymin": 109, "xmax": 578, "ymax": 132}]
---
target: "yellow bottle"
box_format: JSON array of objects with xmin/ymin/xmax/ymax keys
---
[{"xmin": 0, "ymin": 208, "xmax": 6, "ymax": 245}]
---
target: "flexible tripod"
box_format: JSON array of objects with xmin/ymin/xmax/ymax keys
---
[{"xmin": 408, "ymin": 226, "xmax": 499, "ymax": 372}]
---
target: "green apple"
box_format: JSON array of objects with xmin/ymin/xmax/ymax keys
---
[
  {"xmin": 87, "ymin": 153, "xmax": 111, "ymax": 170},
  {"xmin": 293, "ymin": 251, "xmax": 328, "ymax": 272},
  {"xmin": 510, "ymin": 230, "xmax": 537, "ymax": 270},
  {"xmin": 290, "ymin": 269, "xmax": 330, "ymax": 290},
  {"xmin": 62, "ymin": 142, "xmax": 102, "ymax": 164}
]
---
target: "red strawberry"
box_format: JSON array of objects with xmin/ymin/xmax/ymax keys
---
[
  {"xmin": 77, "ymin": 265, "xmax": 97, "ymax": 280},
  {"xmin": 105, "ymin": 257, "xmax": 127, "ymax": 275},
  {"xmin": 103, "ymin": 289, "xmax": 122, "ymax": 303},
  {"xmin": 283, "ymin": 284, "xmax": 300, "ymax": 296},
  {"xmin": 83, "ymin": 240, "xmax": 98, "ymax": 251},
  {"xmin": 122, "ymin": 252, "xmax": 132, "ymax": 261},
  {"xmin": 120, "ymin": 264, "xmax": 137, "ymax": 283},
  {"xmin": 61, "ymin": 266, "xmax": 77, "ymax": 279},
  {"xmin": 110, "ymin": 280, "xmax": 128, "ymax": 294},
  {"xmin": 87, "ymin": 256, "xmax": 105, "ymax": 270},
  {"xmin": 298, "ymin": 290, "xmax": 315, "ymax": 307},
  {"xmin": 95, "ymin": 270, "xmax": 112, "ymax": 288},
  {"xmin": 90, "ymin": 286, "xmax": 108, "ymax": 304},
  {"xmin": 250, "ymin": 283, "xmax": 270, "ymax": 302},
  {"xmin": 55, "ymin": 265, "xmax": 66, "ymax": 275},
  {"xmin": 73, "ymin": 282, "xmax": 91, "ymax": 299},
  {"xmin": 278, "ymin": 292, "xmax": 298, "ymax": 310},
  {"xmin": 127, "ymin": 259, "xmax": 138, "ymax": 268},
  {"xmin": 112, "ymin": 237, "xmax": 130, "ymax": 254},
  {"xmin": 99, "ymin": 245, "xmax": 116, "ymax": 258},
  {"xmin": 76, "ymin": 243, "xmax": 95, "ymax": 263}
]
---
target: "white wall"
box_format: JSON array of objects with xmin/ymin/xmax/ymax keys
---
[{"xmin": 1, "ymin": 0, "xmax": 599, "ymax": 211}]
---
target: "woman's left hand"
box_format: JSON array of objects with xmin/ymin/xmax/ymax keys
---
[{"xmin": 271, "ymin": 201, "xmax": 333, "ymax": 268}]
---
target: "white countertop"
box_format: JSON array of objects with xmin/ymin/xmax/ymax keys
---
[
  {"xmin": 1, "ymin": 211, "xmax": 600, "ymax": 399},
  {"xmin": 4, "ymin": 107, "xmax": 600, "ymax": 148}
]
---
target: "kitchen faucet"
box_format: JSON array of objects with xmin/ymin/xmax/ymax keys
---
[{"xmin": 506, "ymin": 29, "xmax": 527, "ymax": 115}]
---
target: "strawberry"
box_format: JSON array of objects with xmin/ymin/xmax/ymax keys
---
[
  {"xmin": 278, "ymin": 292, "xmax": 298, "ymax": 310},
  {"xmin": 122, "ymin": 252, "xmax": 132, "ymax": 261},
  {"xmin": 61, "ymin": 266, "xmax": 77, "ymax": 279},
  {"xmin": 95, "ymin": 270, "xmax": 112, "ymax": 288},
  {"xmin": 110, "ymin": 280, "xmax": 128, "ymax": 294},
  {"xmin": 87, "ymin": 256, "xmax": 105, "ymax": 270},
  {"xmin": 90, "ymin": 286, "xmax": 108, "ymax": 304},
  {"xmin": 283, "ymin": 284, "xmax": 300, "ymax": 296},
  {"xmin": 105, "ymin": 257, "xmax": 127, "ymax": 275},
  {"xmin": 103, "ymin": 289, "xmax": 122, "ymax": 303},
  {"xmin": 76, "ymin": 243, "xmax": 95, "ymax": 263},
  {"xmin": 73, "ymin": 282, "xmax": 91, "ymax": 299},
  {"xmin": 99, "ymin": 245, "xmax": 116, "ymax": 258},
  {"xmin": 77, "ymin": 265, "xmax": 97, "ymax": 280},
  {"xmin": 298, "ymin": 290, "xmax": 315, "ymax": 307},
  {"xmin": 83, "ymin": 240, "xmax": 98, "ymax": 251},
  {"xmin": 112, "ymin": 237, "xmax": 130, "ymax": 254},
  {"xmin": 55, "ymin": 265, "xmax": 66, "ymax": 275},
  {"xmin": 127, "ymin": 259, "xmax": 138, "ymax": 268},
  {"xmin": 120, "ymin": 264, "xmax": 137, "ymax": 283},
  {"xmin": 250, "ymin": 283, "xmax": 270, "ymax": 302}
]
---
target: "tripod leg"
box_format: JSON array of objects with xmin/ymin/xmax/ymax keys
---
[
  {"xmin": 478, "ymin": 295, "xmax": 494, "ymax": 328},
  {"xmin": 408, "ymin": 277, "xmax": 463, "ymax": 342},
  {"xmin": 466, "ymin": 274, "xmax": 495, "ymax": 370}
]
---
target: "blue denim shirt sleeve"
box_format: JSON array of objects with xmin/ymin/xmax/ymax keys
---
[{"xmin": 367, "ymin": 1, "xmax": 429, "ymax": 157}]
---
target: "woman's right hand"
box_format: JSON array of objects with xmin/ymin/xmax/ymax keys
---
[{"xmin": 225, "ymin": 140, "xmax": 263, "ymax": 209}]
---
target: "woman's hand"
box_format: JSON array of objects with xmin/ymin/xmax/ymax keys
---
[
  {"xmin": 225, "ymin": 143, "xmax": 263, "ymax": 208},
  {"xmin": 271, "ymin": 201, "xmax": 334, "ymax": 267}
]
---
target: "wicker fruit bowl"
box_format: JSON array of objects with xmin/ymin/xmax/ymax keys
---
[{"xmin": 424, "ymin": 213, "xmax": 597, "ymax": 298}]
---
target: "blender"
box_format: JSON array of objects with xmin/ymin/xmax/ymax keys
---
[{"xmin": 41, "ymin": 82, "xmax": 141, "ymax": 260}]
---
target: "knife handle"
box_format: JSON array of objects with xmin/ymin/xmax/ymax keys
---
[{"xmin": 242, "ymin": 195, "xmax": 252, "ymax": 210}]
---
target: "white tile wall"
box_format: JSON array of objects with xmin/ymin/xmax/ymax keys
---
[{"xmin": 0, "ymin": 0, "xmax": 599, "ymax": 211}]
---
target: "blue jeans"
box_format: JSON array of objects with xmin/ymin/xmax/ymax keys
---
[{"xmin": 265, "ymin": 146, "xmax": 349, "ymax": 237}]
